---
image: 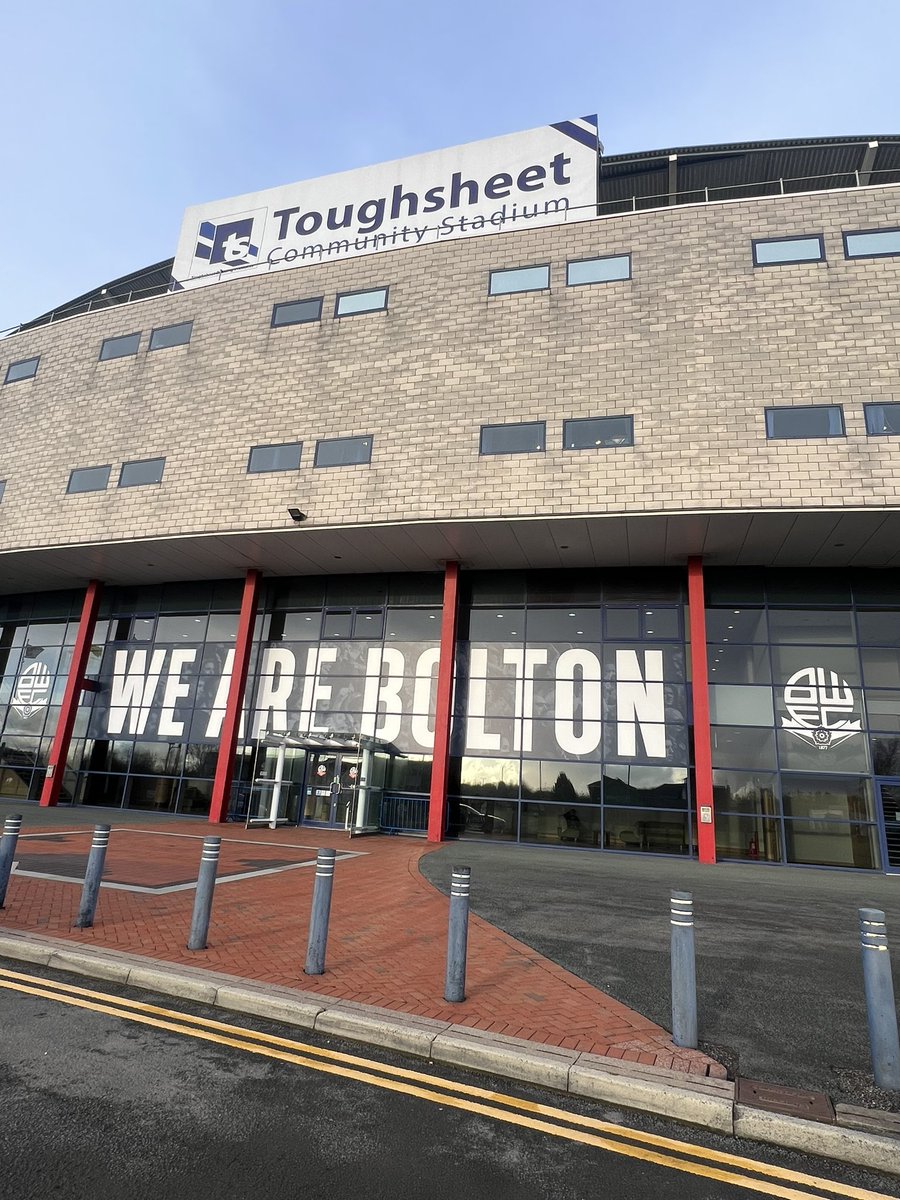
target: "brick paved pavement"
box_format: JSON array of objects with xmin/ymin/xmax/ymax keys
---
[{"xmin": 0, "ymin": 811, "xmax": 723, "ymax": 1077}]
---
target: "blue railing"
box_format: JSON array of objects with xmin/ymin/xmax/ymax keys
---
[{"xmin": 379, "ymin": 793, "xmax": 429, "ymax": 835}]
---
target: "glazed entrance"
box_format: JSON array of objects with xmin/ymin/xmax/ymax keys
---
[{"xmin": 302, "ymin": 752, "xmax": 359, "ymax": 827}]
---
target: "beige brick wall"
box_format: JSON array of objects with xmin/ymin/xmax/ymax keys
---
[{"xmin": 0, "ymin": 184, "xmax": 898, "ymax": 553}]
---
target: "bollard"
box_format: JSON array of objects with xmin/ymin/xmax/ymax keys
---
[
  {"xmin": 187, "ymin": 836, "xmax": 222, "ymax": 951},
  {"xmin": 444, "ymin": 866, "xmax": 471, "ymax": 1003},
  {"xmin": 670, "ymin": 890, "xmax": 698, "ymax": 1049},
  {"xmin": 859, "ymin": 908, "xmax": 900, "ymax": 1090},
  {"xmin": 74, "ymin": 825, "xmax": 111, "ymax": 929},
  {"xmin": 304, "ymin": 848, "xmax": 336, "ymax": 976},
  {"xmin": 0, "ymin": 814, "xmax": 23, "ymax": 908}
]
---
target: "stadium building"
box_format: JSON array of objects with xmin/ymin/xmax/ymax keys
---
[{"xmin": 2, "ymin": 121, "xmax": 900, "ymax": 872}]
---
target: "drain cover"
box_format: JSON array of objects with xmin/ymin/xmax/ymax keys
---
[{"xmin": 736, "ymin": 1077, "xmax": 835, "ymax": 1124}]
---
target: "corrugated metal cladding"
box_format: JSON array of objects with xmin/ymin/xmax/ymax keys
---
[
  {"xmin": 18, "ymin": 259, "xmax": 176, "ymax": 332},
  {"xmin": 11, "ymin": 136, "xmax": 900, "ymax": 328},
  {"xmin": 598, "ymin": 135, "xmax": 900, "ymax": 212}
]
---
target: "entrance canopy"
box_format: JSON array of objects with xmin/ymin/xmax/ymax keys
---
[{"xmin": 261, "ymin": 730, "xmax": 401, "ymax": 755}]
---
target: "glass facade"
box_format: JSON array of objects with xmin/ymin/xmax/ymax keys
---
[
  {"xmin": 0, "ymin": 590, "xmax": 85, "ymax": 803},
  {"xmin": 447, "ymin": 570, "xmax": 691, "ymax": 852},
  {"xmin": 707, "ymin": 569, "xmax": 900, "ymax": 870},
  {"xmin": 1, "ymin": 566, "xmax": 899, "ymax": 870}
]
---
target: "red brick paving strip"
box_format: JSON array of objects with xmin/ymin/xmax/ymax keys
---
[{"xmin": 1, "ymin": 819, "xmax": 724, "ymax": 1077}]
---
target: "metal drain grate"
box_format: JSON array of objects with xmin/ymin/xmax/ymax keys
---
[{"xmin": 736, "ymin": 1077, "xmax": 836, "ymax": 1124}]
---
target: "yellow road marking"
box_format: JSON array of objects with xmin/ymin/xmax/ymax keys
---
[
  {"xmin": 0, "ymin": 970, "xmax": 888, "ymax": 1199},
  {"xmin": 0, "ymin": 965, "xmax": 875, "ymax": 1198}
]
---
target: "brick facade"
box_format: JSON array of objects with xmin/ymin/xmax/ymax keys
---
[{"xmin": 1, "ymin": 185, "xmax": 898, "ymax": 557}]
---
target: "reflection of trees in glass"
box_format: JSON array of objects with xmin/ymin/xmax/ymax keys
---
[
  {"xmin": 185, "ymin": 744, "xmax": 218, "ymax": 777},
  {"xmin": 387, "ymin": 756, "xmax": 432, "ymax": 794},
  {"xmin": 552, "ymin": 772, "xmax": 577, "ymax": 803},
  {"xmin": 459, "ymin": 780, "xmax": 519, "ymax": 799},
  {"xmin": 873, "ymin": 737, "xmax": 900, "ymax": 776},
  {"xmin": 130, "ymin": 743, "xmax": 184, "ymax": 776}
]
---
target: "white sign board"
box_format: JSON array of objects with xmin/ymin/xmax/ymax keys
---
[{"xmin": 172, "ymin": 117, "xmax": 599, "ymax": 289}]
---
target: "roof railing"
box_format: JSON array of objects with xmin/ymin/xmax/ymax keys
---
[
  {"xmin": 596, "ymin": 165, "xmax": 900, "ymax": 216},
  {"xmin": 3, "ymin": 165, "xmax": 899, "ymax": 339},
  {"xmin": 0, "ymin": 278, "xmax": 178, "ymax": 338}
]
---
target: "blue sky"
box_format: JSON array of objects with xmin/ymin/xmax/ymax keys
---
[{"xmin": 1, "ymin": 0, "xmax": 898, "ymax": 332}]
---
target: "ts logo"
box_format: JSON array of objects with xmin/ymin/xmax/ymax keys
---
[{"xmin": 194, "ymin": 217, "xmax": 259, "ymax": 268}]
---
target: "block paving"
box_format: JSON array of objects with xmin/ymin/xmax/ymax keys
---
[{"xmin": 0, "ymin": 815, "xmax": 724, "ymax": 1076}]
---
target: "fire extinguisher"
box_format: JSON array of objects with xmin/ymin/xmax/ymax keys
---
[{"xmin": 749, "ymin": 835, "xmax": 759, "ymax": 859}]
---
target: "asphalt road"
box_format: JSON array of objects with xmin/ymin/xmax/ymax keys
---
[
  {"xmin": 1, "ymin": 961, "xmax": 896, "ymax": 1200},
  {"xmin": 421, "ymin": 843, "xmax": 900, "ymax": 1109}
]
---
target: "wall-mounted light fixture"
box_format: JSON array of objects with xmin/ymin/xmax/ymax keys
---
[{"xmin": 287, "ymin": 508, "xmax": 307, "ymax": 522}]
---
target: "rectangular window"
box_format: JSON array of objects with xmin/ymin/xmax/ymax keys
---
[
  {"xmin": 563, "ymin": 415, "xmax": 633, "ymax": 449},
  {"xmin": 271, "ymin": 298, "xmax": 323, "ymax": 327},
  {"xmin": 4, "ymin": 356, "xmax": 39, "ymax": 383},
  {"xmin": 99, "ymin": 332, "xmax": 140, "ymax": 361},
  {"xmin": 67, "ymin": 465, "xmax": 111, "ymax": 494},
  {"xmin": 765, "ymin": 406, "xmax": 844, "ymax": 439},
  {"xmin": 148, "ymin": 321, "xmax": 193, "ymax": 350},
  {"xmin": 752, "ymin": 235, "xmax": 825, "ymax": 266},
  {"xmin": 314, "ymin": 436, "xmax": 373, "ymax": 467},
  {"xmin": 247, "ymin": 442, "xmax": 302, "ymax": 473},
  {"xmin": 118, "ymin": 457, "xmax": 165, "ymax": 487},
  {"xmin": 566, "ymin": 254, "xmax": 631, "ymax": 286},
  {"xmin": 334, "ymin": 287, "xmax": 388, "ymax": 317},
  {"xmin": 0, "ymin": 480, "xmax": 5, "ymax": 503},
  {"xmin": 488, "ymin": 264, "xmax": 550, "ymax": 295},
  {"xmin": 480, "ymin": 422, "xmax": 546, "ymax": 455},
  {"xmin": 864, "ymin": 403, "xmax": 900, "ymax": 436},
  {"xmin": 843, "ymin": 228, "xmax": 900, "ymax": 259}
]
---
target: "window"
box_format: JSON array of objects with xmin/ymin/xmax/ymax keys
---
[
  {"xmin": 480, "ymin": 422, "xmax": 545, "ymax": 455},
  {"xmin": 765, "ymin": 406, "xmax": 844, "ymax": 439},
  {"xmin": 566, "ymin": 255, "xmax": 630, "ymax": 286},
  {"xmin": 563, "ymin": 415, "xmax": 633, "ymax": 449},
  {"xmin": 119, "ymin": 457, "xmax": 165, "ymax": 487},
  {"xmin": 0, "ymin": 480, "xmax": 5, "ymax": 503},
  {"xmin": 271, "ymin": 298, "xmax": 322, "ymax": 327},
  {"xmin": 334, "ymin": 287, "xmax": 388, "ymax": 317},
  {"xmin": 99, "ymin": 332, "xmax": 140, "ymax": 361},
  {"xmin": 864, "ymin": 403, "xmax": 900, "ymax": 435},
  {"xmin": 247, "ymin": 442, "xmax": 302, "ymax": 473},
  {"xmin": 751, "ymin": 235, "xmax": 825, "ymax": 266},
  {"xmin": 314, "ymin": 436, "xmax": 373, "ymax": 467},
  {"xmin": 149, "ymin": 321, "xmax": 193, "ymax": 350},
  {"xmin": 67, "ymin": 466, "xmax": 111, "ymax": 494},
  {"xmin": 488, "ymin": 264, "xmax": 550, "ymax": 295},
  {"xmin": 843, "ymin": 228, "xmax": 900, "ymax": 259},
  {"xmin": 4, "ymin": 357, "xmax": 39, "ymax": 383}
]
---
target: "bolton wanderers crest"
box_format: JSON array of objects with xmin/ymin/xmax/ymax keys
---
[
  {"xmin": 781, "ymin": 666, "xmax": 862, "ymax": 750},
  {"xmin": 11, "ymin": 662, "xmax": 52, "ymax": 719}
]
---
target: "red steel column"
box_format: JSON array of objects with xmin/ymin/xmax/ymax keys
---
[
  {"xmin": 688, "ymin": 557, "xmax": 716, "ymax": 864},
  {"xmin": 209, "ymin": 569, "xmax": 261, "ymax": 824},
  {"xmin": 40, "ymin": 580, "xmax": 103, "ymax": 808},
  {"xmin": 428, "ymin": 561, "xmax": 460, "ymax": 843}
]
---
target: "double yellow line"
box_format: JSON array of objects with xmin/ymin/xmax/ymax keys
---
[{"xmin": 0, "ymin": 965, "xmax": 888, "ymax": 1198}]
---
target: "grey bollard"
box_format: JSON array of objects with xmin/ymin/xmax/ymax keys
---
[
  {"xmin": 859, "ymin": 908, "xmax": 900, "ymax": 1090},
  {"xmin": 670, "ymin": 890, "xmax": 698, "ymax": 1049},
  {"xmin": 444, "ymin": 866, "xmax": 471, "ymax": 1003},
  {"xmin": 0, "ymin": 814, "xmax": 23, "ymax": 908},
  {"xmin": 74, "ymin": 825, "xmax": 111, "ymax": 929},
  {"xmin": 304, "ymin": 848, "xmax": 336, "ymax": 976},
  {"xmin": 187, "ymin": 836, "xmax": 222, "ymax": 951}
]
